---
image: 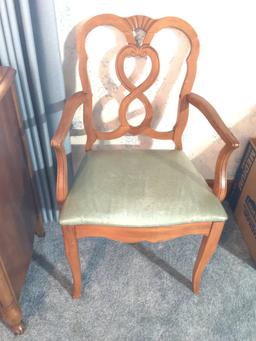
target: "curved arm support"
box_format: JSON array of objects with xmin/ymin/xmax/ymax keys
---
[
  {"xmin": 51, "ymin": 92, "xmax": 88, "ymax": 205},
  {"xmin": 187, "ymin": 92, "xmax": 239, "ymax": 201}
]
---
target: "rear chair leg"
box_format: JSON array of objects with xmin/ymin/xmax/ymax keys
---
[
  {"xmin": 192, "ymin": 221, "xmax": 224, "ymax": 294},
  {"xmin": 62, "ymin": 226, "xmax": 81, "ymax": 299}
]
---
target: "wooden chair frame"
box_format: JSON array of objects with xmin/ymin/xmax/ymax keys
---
[{"xmin": 51, "ymin": 14, "xmax": 239, "ymax": 298}]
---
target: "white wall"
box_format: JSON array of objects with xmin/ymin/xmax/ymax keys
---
[{"xmin": 54, "ymin": 0, "xmax": 256, "ymax": 178}]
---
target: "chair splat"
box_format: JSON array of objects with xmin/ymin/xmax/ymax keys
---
[{"xmin": 77, "ymin": 14, "xmax": 199, "ymax": 150}]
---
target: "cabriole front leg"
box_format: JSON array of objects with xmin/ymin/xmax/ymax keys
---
[
  {"xmin": 62, "ymin": 226, "xmax": 81, "ymax": 299},
  {"xmin": 192, "ymin": 221, "xmax": 224, "ymax": 294}
]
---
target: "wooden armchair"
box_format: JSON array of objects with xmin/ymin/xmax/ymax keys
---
[{"xmin": 51, "ymin": 14, "xmax": 239, "ymax": 299}]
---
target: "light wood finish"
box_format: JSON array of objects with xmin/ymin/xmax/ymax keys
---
[
  {"xmin": 76, "ymin": 14, "xmax": 199, "ymax": 151},
  {"xmin": 187, "ymin": 93, "xmax": 239, "ymax": 201},
  {"xmin": 75, "ymin": 223, "xmax": 210, "ymax": 243},
  {"xmin": 62, "ymin": 226, "xmax": 81, "ymax": 299},
  {"xmin": 192, "ymin": 222, "xmax": 224, "ymax": 293},
  {"xmin": 51, "ymin": 91, "xmax": 90, "ymax": 205},
  {"xmin": 0, "ymin": 67, "xmax": 44, "ymax": 333},
  {"xmin": 51, "ymin": 15, "xmax": 239, "ymax": 298}
]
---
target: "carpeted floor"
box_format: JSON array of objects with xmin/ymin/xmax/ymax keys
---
[{"xmin": 1, "ymin": 204, "xmax": 256, "ymax": 340}]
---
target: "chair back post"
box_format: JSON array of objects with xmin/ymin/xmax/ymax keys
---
[{"xmin": 77, "ymin": 14, "xmax": 199, "ymax": 150}]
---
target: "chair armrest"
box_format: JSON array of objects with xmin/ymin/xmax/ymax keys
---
[
  {"xmin": 51, "ymin": 91, "xmax": 88, "ymax": 205},
  {"xmin": 187, "ymin": 92, "xmax": 239, "ymax": 201}
]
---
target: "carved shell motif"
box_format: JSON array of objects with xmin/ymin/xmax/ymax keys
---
[
  {"xmin": 125, "ymin": 15, "xmax": 155, "ymax": 32},
  {"xmin": 125, "ymin": 16, "xmax": 155, "ymax": 47}
]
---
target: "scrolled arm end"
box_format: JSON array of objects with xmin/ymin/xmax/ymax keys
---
[
  {"xmin": 51, "ymin": 142, "xmax": 68, "ymax": 206},
  {"xmin": 213, "ymin": 143, "xmax": 238, "ymax": 201}
]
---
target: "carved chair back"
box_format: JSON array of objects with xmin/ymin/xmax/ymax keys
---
[
  {"xmin": 52, "ymin": 16, "xmax": 239, "ymax": 300},
  {"xmin": 77, "ymin": 14, "xmax": 199, "ymax": 150}
]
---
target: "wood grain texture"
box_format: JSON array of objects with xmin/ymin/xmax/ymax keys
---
[
  {"xmin": 75, "ymin": 223, "xmax": 211, "ymax": 243},
  {"xmin": 0, "ymin": 67, "xmax": 42, "ymax": 333},
  {"xmin": 126, "ymin": 15, "xmax": 155, "ymax": 32},
  {"xmin": 0, "ymin": 258, "xmax": 25, "ymax": 335},
  {"xmin": 51, "ymin": 91, "xmax": 91, "ymax": 204},
  {"xmin": 11, "ymin": 84, "xmax": 45, "ymax": 238},
  {"xmin": 192, "ymin": 221, "xmax": 224, "ymax": 294},
  {"xmin": 51, "ymin": 15, "xmax": 239, "ymax": 299},
  {"xmin": 187, "ymin": 93, "xmax": 239, "ymax": 201},
  {"xmin": 62, "ymin": 226, "xmax": 81, "ymax": 299},
  {"xmin": 75, "ymin": 14, "xmax": 199, "ymax": 150}
]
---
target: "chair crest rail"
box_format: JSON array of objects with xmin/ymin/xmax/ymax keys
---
[{"xmin": 77, "ymin": 14, "xmax": 199, "ymax": 150}]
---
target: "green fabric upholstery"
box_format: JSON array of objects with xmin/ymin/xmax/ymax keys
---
[{"xmin": 59, "ymin": 150, "xmax": 227, "ymax": 227}]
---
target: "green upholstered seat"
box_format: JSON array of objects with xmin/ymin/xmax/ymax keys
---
[{"xmin": 59, "ymin": 150, "xmax": 227, "ymax": 227}]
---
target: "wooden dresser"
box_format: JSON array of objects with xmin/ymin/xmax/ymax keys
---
[{"xmin": 0, "ymin": 67, "xmax": 44, "ymax": 334}]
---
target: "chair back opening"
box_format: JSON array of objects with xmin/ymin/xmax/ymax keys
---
[{"xmin": 77, "ymin": 15, "xmax": 199, "ymax": 150}]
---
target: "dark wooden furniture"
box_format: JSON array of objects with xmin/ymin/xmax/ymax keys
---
[
  {"xmin": 0, "ymin": 67, "xmax": 44, "ymax": 334},
  {"xmin": 52, "ymin": 15, "xmax": 239, "ymax": 299}
]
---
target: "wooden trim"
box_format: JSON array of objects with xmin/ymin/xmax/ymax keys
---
[
  {"xmin": 213, "ymin": 145, "xmax": 235, "ymax": 201},
  {"xmin": 0, "ymin": 258, "xmax": 25, "ymax": 335},
  {"xmin": 126, "ymin": 15, "xmax": 155, "ymax": 32},
  {"xmin": 62, "ymin": 226, "xmax": 81, "ymax": 299},
  {"xmin": 187, "ymin": 93, "xmax": 239, "ymax": 147},
  {"xmin": 75, "ymin": 14, "xmax": 199, "ymax": 150},
  {"xmin": 61, "ymin": 220, "xmax": 231, "ymax": 298},
  {"xmin": 51, "ymin": 92, "xmax": 90, "ymax": 205},
  {"xmin": 75, "ymin": 222, "xmax": 211, "ymax": 243},
  {"xmin": 187, "ymin": 93, "xmax": 239, "ymax": 201},
  {"xmin": 192, "ymin": 221, "xmax": 224, "ymax": 293}
]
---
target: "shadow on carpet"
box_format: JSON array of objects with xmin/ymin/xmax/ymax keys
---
[{"xmin": 1, "ymin": 204, "xmax": 256, "ymax": 340}]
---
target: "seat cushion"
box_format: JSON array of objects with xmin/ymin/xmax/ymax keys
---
[{"xmin": 59, "ymin": 150, "xmax": 227, "ymax": 227}]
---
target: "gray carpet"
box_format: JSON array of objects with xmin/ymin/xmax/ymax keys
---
[{"xmin": 1, "ymin": 204, "xmax": 256, "ymax": 340}]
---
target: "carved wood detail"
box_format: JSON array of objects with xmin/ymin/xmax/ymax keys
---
[
  {"xmin": 125, "ymin": 15, "xmax": 155, "ymax": 32},
  {"xmin": 186, "ymin": 93, "xmax": 239, "ymax": 201},
  {"xmin": 0, "ymin": 258, "xmax": 25, "ymax": 335},
  {"xmin": 76, "ymin": 14, "xmax": 199, "ymax": 150},
  {"xmin": 51, "ymin": 15, "xmax": 240, "ymax": 299}
]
